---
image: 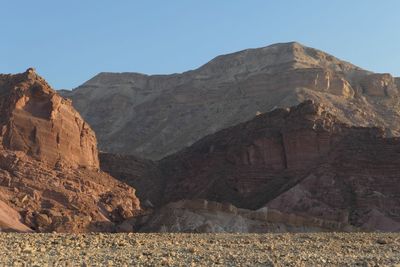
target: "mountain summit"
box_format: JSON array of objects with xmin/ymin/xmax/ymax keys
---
[{"xmin": 61, "ymin": 42, "xmax": 400, "ymax": 159}]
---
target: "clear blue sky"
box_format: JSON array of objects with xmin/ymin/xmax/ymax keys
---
[{"xmin": 1, "ymin": 0, "xmax": 399, "ymax": 89}]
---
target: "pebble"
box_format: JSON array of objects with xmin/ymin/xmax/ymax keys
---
[{"xmin": 0, "ymin": 233, "xmax": 398, "ymax": 266}]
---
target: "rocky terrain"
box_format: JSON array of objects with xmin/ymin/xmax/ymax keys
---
[
  {"xmin": 0, "ymin": 233, "xmax": 399, "ymax": 266},
  {"xmin": 137, "ymin": 199, "xmax": 355, "ymax": 233},
  {"xmin": 61, "ymin": 42, "xmax": 400, "ymax": 160},
  {"xmin": 0, "ymin": 69, "xmax": 141, "ymax": 233},
  {"xmin": 103, "ymin": 101, "xmax": 400, "ymax": 232},
  {"xmin": 1, "ymin": 46, "xmax": 400, "ymax": 236}
]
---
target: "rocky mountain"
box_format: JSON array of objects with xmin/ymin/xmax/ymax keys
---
[
  {"xmin": 61, "ymin": 42, "xmax": 400, "ymax": 160},
  {"xmin": 102, "ymin": 101, "xmax": 400, "ymax": 232},
  {"xmin": 2, "ymin": 68, "xmax": 399, "ymax": 233},
  {"xmin": 0, "ymin": 70, "xmax": 141, "ymax": 232}
]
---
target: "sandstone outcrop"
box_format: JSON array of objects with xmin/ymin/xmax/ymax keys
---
[
  {"xmin": 0, "ymin": 149, "xmax": 140, "ymax": 232},
  {"xmin": 0, "ymin": 199, "xmax": 32, "ymax": 232},
  {"xmin": 0, "ymin": 70, "xmax": 141, "ymax": 233},
  {"xmin": 103, "ymin": 101, "xmax": 400, "ymax": 232},
  {"xmin": 0, "ymin": 68, "xmax": 98, "ymax": 169},
  {"xmin": 61, "ymin": 42, "xmax": 400, "ymax": 159}
]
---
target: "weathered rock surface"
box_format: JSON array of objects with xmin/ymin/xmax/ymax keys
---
[
  {"xmin": 0, "ymin": 68, "xmax": 98, "ymax": 169},
  {"xmin": 138, "ymin": 199, "xmax": 352, "ymax": 233},
  {"xmin": 0, "ymin": 70, "xmax": 141, "ymax": 233},
  {"xmin": 0, "ymin": 149, "xmax": 140, "ymax": 232},
  {"xmin": 103, "ymin": 101, "xmax": 400, "ymax": 232},
  {"xmin": 0, "ymin": 199, "xmax": 32, "ymax": 232},
  {"xmin": 360, "ymin": 73, "xmax": 398, "ymax": 97},
  {"xmin": 61, "ymin": 42, "xmax": 400, "ymax": 160}
]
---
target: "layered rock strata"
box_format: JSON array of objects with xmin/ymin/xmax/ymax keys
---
[
  {"xmin": 61, "ymin": 42, "xmax": 400, "ymax": 160},
  {"xmin": 138, "ymin": 199, "xmax": 353, "ymax": 233},
  {"xmin": 0, "ymin": 70, "xmax": 141, "ymax": 232},
  {"xmin": 102, "ymin": 101, "xmax": 400, "ymax": 232},
  {"xmin": 0, "ymin": 68, "xmax": 98, "ymax": 169}
]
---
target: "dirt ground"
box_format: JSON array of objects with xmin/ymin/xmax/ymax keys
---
[{"xmin": 0, "ymin": 233, "xmax": 399, "ymax": 266}]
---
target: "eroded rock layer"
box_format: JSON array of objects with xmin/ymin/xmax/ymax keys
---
[
  {"xmin": 138, "ymin": 199, "xmax": 353, "ymax": 233},
  {"xmin": 102, "ymin": 101, "xmax": 400, "ymax": 232},
  {"xmin": 0, "ymin": 149, "xmax": 140, "ymax": 232}
]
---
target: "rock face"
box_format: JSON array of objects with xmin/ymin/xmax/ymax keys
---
[
  {"xmin": 102, "ymin": 101, "xmax": 400, "ymax": 232},
  {"xmin": 0, "ymin": 150, "xmax": 140, "ymax": 232},
  {"xmin": 1, "ymin": 68, "xmax": 98, "ymax": 169},
  {"xmin": 156, "ymin": 101, "xmax": 345, "ymax": 208},
  {"xmin": 0, "ymin": 70, "xmax": 141, "ymax": 233},
  {"xmin": 61, "ymin": 42, "xmax": 400, "ymax": 160},
  {"xmin": 360, "ymin": 73, "xmax": 398, "ymax": 97},
  {"xmin": 0, "ymin": 199, "xmax": 32, "ymax": 232}
]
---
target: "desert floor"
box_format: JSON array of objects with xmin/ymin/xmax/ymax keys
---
[{"xmin": 0, "ymin": 233, "xmax": 399, "ymax": 266}]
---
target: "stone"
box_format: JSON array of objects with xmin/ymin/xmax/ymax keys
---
[
  {"xmin": 0, "ymin": 69, "xmax": 99, "ymax": 169},
  {"xmin": 35, "ymin": 213, "xmax": 52, "ymax": 228}
]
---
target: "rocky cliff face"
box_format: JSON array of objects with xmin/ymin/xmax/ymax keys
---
[
  {"xmin": 61, "ymin": 42, "xmax": 400, "ymax": 160},
  {"xmin": 0, "ymin": 69, "xmax": 98, "ymax": 169},
  {"xmin": 0, "ymin": 150, "xmax": 140, "ymax": 233},
  {"xmin": 0, "ymin": 70, "xmax": 141, "ymax": 233},
  {"xmin": 102, "ymin": 101, "xmax": 400, "ymax": 232}
]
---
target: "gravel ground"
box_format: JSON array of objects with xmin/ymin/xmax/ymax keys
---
[{"xmin": 0, "ymin": 233, "xmax": 399, "ymax": 266}]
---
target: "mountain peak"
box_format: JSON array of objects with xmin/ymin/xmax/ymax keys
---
[
  {"xmin": 61, "ymin": 42, "xmax": 398, "ymax": 160},
  {"xmin": 193, "ymin": 42, "xmax": 365, "ymax": 81}
]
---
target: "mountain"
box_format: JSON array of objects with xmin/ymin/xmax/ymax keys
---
[
  {"xmin": 60, "ymin": 42, "xmax": 400, "ymax": 159},
  {"xmin": 0, "ymin": 69, "xmax": 141, "ymax": 232},
  {"xmin": 102, "ymin": 101, "xmax": 400, "ymax": 232}
]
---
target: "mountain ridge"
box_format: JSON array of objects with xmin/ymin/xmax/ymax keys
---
[
  {"xmin": 60, "ymin": 42, "xmax": 400, "ymax": 160},
  {"xmin": 66, "ymin": 41, "xmax": 369, "ymax": 90}
]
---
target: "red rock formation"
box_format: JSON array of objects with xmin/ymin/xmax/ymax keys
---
[
  {"xmin": 158, "ymin": 100, "xmax": 346, "ymax": 208},
  {"xmin": 0, "ymin": 149, "xmax": 140, "ymax": 232},
  {"xmin": 0, "ymin": 70, "xmax": 141, "ymax": 232},
  {"xmin": 103, "ymin": 100, "xmax": 400, "ymax": 231},
  {"xmin": 0, "ymin": 68, "xmax": 98, "ymax": 169},
  {"xmin": 0, "ymin": 199, "xmax": 32, "ymax": 232}
]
